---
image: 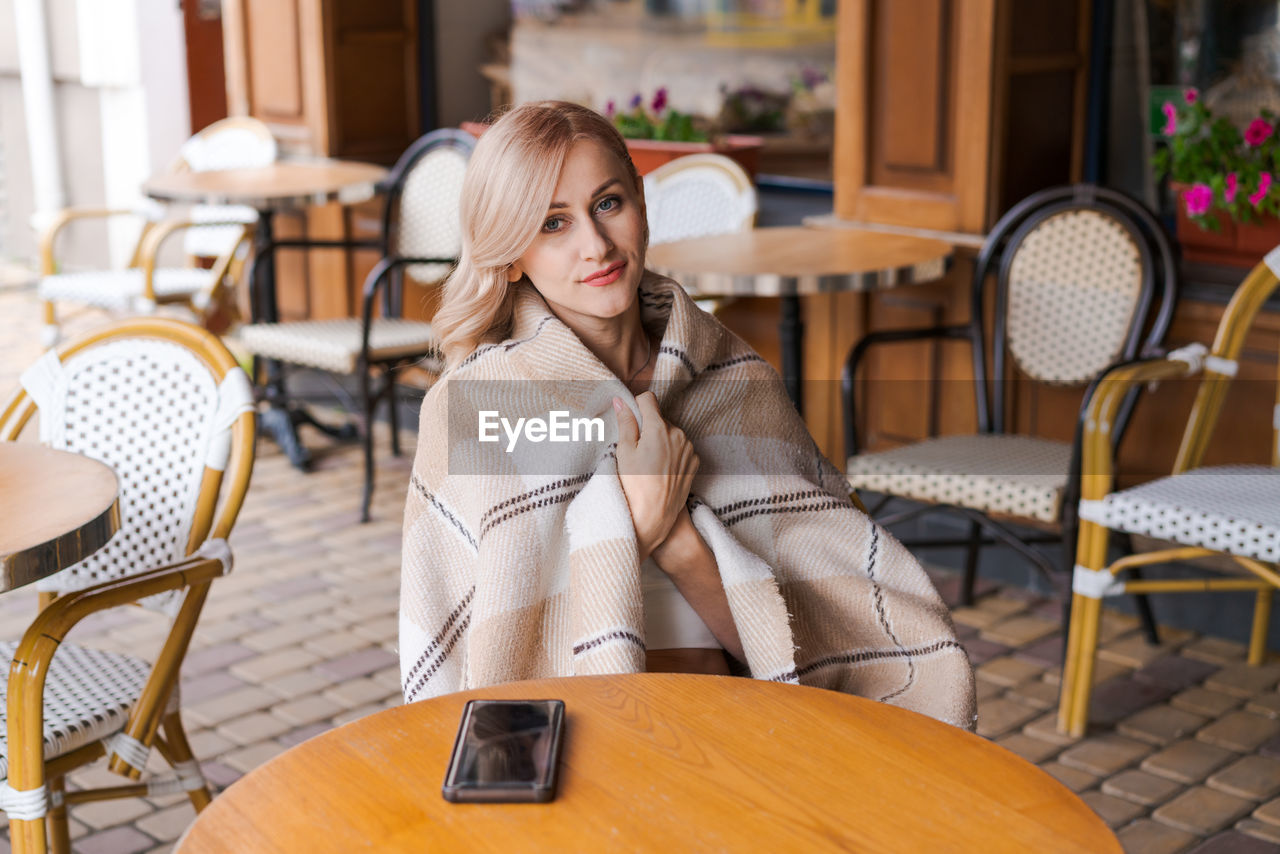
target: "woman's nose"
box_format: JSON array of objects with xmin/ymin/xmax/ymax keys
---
[{"xmin": 579, "ymin": 218, "xmax": 612, "ymax": 260}]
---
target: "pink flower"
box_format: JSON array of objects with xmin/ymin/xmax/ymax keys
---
[
  {"xmin": 1161, "ymin": 102, "xmax": 1177, "ymax": 136},
  {"xmin": 605, "ymin": 100, "xmax": 616, "ymax": 119},
  {"xmin": 1184, "ymin": 183, "xmax": 1214, "ymax": 216},
  {"xmin": 651, "ymin": 87, "xmax": 668, "ymax": 114},
  {"xmin": 1249, "ymin": 173, "xmax": 1272, "ymax": 206},
  {"xmin": 1184, "ymin": 88, "xmax": 1199, "ymax": 104},
  {"xmin": 1245, "ymin": 117, "xmax": 1274, "ymax": 147},
  {"xmin": 1224, "ymin": 172, "xmax": 1239, "ymax": 203}
]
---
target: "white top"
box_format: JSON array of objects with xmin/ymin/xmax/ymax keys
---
[{"xmin": 640, "ymin": 558, "xmax": 721, "ymax": 650}]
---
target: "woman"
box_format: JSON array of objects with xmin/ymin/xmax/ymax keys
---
[{"xmin": 401, "ymin": 101, "xmax": 975, "ymax": 729}]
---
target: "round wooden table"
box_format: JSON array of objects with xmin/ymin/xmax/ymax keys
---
[
  {"xmin": 647, "ymin": 226, "xmax": 952, "ymax": 411},
  {"xmin": 175, "ymin": 674, "xmax": 1118, "ymax": 853},
  {"xmin": 0, "ymin": 443, "xmax": 119, "ymax": 591},
  {"xmin": 143, "ymin": 159, "xmax": 389, "ymax": 470}
]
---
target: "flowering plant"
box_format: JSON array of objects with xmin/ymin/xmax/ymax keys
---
[
  {"xmin": 1153, "ymin": 88, "xmax": 1280, "ymax": 229},
  {"xmin": 607, "ymin": 88, "xmax": 708, "ymax": 143}
]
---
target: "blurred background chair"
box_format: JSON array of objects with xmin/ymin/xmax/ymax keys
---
[
  {"xmin": 0, "ymin": 317, "xmax": 255, "ymax": 853},
  {"xmin": 37, "ymin": 117, "xmax": 277, "ymax": 346},
  {"xmin": 842, "ymin": 185, "xmax": 1178, "ymax": 629},
  {"xmin": 235, "ymin": 127, "xmax": 475, "ymax": 522},
  {"xmin": 643, "ymin": 153, "xmax": 757, "ymax": 315},
  {"xmin": 1058, "ymin": 253, "xmax": 1280, "ymax": 736}
]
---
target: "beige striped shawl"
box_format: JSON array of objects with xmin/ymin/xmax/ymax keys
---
[{"xmin": 400, "ymin": 272, "xmax": 976, "ymax": 729}]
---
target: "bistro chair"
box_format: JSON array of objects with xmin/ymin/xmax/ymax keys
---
[
  {"xmin": 1058, "ymin": 252, "xmax": 1280, "ymax": 736},
  {"xmin": 643, "ymin": 153, "xmax": 757, "ymax": 314},
  {"xmin": 842, "ymin": 185, "xmax": 1178, "ymax": 624},
  {"xmin": 0, "ymin": 317, "xmax": 255, "ymax": 853},
  {"xmin": 37, "ymin": 117, "xmax": 276, "ymax": 345},
  {"xmin": 235, "ymin": 127, "xmax": 475, "ymax": 522}
]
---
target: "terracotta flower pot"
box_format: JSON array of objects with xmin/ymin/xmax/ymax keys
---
[
  {"xmin": 1172, "ymin": 182, "xmax": 1280, "ymax": 267},
  {"xmin": 460, "ymin": 121, "xmax": 763, "ymax": 179}
]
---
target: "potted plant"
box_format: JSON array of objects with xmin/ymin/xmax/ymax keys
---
[
  {"xmin": 1155, "ymin": 89, "xmax": 1280, "ymax": 266},
  {"xmin": 606, "ymin": 88, "xmax": 763, "ymax": 178}
]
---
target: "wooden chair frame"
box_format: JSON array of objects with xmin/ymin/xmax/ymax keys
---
[
  {"xmin": 0, "ymin": 318, "xmax": 255, "ymax": 853},
  {"xmin": 1057, "ymin": 256, "xmax": 1280, "ymax": 737}
]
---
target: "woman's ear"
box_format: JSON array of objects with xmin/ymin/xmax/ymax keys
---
[{"xmin": 505, "ymin": 262, "xmax": 524, "ymax": 283}]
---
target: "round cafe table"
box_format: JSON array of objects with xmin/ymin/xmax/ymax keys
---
[
  {"xmin": 175, "ymin": 673, "xmax": 1119, "ymax": 853},
  {"xmin": 647, "ymin": 226, "xmax": 952, "ymax": 412},
  {"xmin": 143, "ymin": 160, "xmax": 388, "ymax": 470},
  {"xmin": 0, "ymin": 443, "xmax": 119, "ymax": 591}
]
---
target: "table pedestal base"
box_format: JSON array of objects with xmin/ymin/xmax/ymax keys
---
[{"xmin": 258, "ymin": 403, "xmax": 358, "ymax": 470}]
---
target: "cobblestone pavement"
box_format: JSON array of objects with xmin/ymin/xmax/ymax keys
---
[{"xmin": 3, "ymin": 284, "xmax": 1280, "ymax": 853}]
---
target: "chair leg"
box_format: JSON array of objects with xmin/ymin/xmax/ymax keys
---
[
  {"xmin": 1129, "ymin": 568, "xmax": 1161, "ymax": 647},
  {"xmin": 360, "ymin": 367, "xmax": 376, "ymax": 524},
  {"xmin": 387, "ymin": 376, "xmax": 402, "ymax": 458},
  {"xmin": 45, "ymin": 775, "xmax": 70, "ymax": 854},
  {"xmin": 1250, "ymin": 587, "xmax": 1274, "ymax": 667},
  {"xmin": 960, "ymin": 520, "xmax": 982, "ymax": 606},
  {"xmin": 161, "ymin": 710, "xmax": 213, "ymax": 812},
  {"xmin": 1059, "ymin": 590, "xmax": 1103, "ymax": 738}
]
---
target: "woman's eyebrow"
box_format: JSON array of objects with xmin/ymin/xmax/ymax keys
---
[{"xmin": 547, "ymin": 179, "xmax": 622, "ymax": 210}]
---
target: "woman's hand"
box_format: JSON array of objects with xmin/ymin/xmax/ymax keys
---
[{"xmin": 613, "ymin": 392, "xmax": 699, "ymax": 563}]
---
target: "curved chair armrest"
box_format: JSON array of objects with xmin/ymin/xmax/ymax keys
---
[
  {"xmin": 1076, "ymin": 352, "xmax": 1205, "ymax": 500},
  {"xmin": 5, "ymin": 551, "xmax": 227, "ymax": 796},
  {"xmin": 39, "ymin": 208, "xmax": 149, "ymax": 275},
  {"xmin": 247, "ymin": 237, "xmax": 382, "ymax": 322},
  {"xmin": 135, "ymin": 219, "xmax": 254, "ymax": 303},
  {"xmin": 842, "ymin": 324, "xmax": 974, "ymax": 456},
  {"xmin": 358, "ymin": 255, "xmax": 456, "ymax": 347}
]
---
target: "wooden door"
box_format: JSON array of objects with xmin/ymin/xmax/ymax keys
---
[{"xmin": 183, "ymin": 0, "xmax": 229, "ymax": 133}]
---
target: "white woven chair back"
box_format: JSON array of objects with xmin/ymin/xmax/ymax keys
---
[
  {"xmin": 177, "ymin": 119, "xmax": 277, "ymax": 258},
  {"xmin": 1005, "ymin": 209, "xmax": 1144, "ymax": 385},
  {"xmin": 643, "ymin": 154, "xmax": 757, "ymax": 246},
  {"xmin": 396, "ymin": 145, "xmax": 470, "ymax": 284},
  {"xmin": 19, "ymin": 337, "xmax": 253, "ymax": 615}
]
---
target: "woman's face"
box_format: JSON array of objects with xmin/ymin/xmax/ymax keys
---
[{"xmin": 508, "ymin": 139, "xmax": 646, "ymax": 327}]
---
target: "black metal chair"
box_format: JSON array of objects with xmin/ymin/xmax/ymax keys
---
[
  {"xmin": 237, "ymin": 128, "xmax": 476, "ymax": 521},
  {"xmin": 842, "ymin": 185, "xmax": 1179, "ymax": 632}
]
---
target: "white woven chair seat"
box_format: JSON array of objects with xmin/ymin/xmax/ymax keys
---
[
  {"xmin": 0, "ymin": 641, "xmax": 165, "ymax": 781},
  {"xmin": 39, "ymin": 269, "xmax": 211, "ymax": 311},
  {"xmin": 1079, "ymin": 465, "xmax": 1280, "ymax": 562},
  {"xmin": 846, "ymin": 434, "xmax": 1072, "ymax": 523},
  {"xmin": 236, "ymin": 319, "xmax": 441, "ymax": 374}
]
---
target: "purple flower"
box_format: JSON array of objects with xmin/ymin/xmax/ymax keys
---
[
  {"xmin": 628, "ymin": 93, "xmax": 642, "ymax": 110},
  {"xmin": 605, "ymin": 100, "xmax": 616, "ymax": 119},
  {"xmin": 651, "ymin": 87, "xmax": 668, "ymax": 114},
  {"xmin": 1245, "ymin": 117, "xmax": 1274, "ymax": 147},
  {"xmin": 1249, "ymin": 173, "xmax": 1272, "ymax": 206},
  {"xmin": 1184, "ymin": 183, "xmax": 1213, "ymax": 217},
  {"xmin": 1184, "ymin": 88, "xmax": 1199, "ymax": 105},
  {"xmin": 1161, "ymin": 102, "xmax": 1177, "ymax": 136},
  {"xmin": 800, "ymin": 66, "xmax": 827, "ymax": 90},
  {"xmin": 1224, "ymin": 172, "xmax": 1238, "ymax": 204}
]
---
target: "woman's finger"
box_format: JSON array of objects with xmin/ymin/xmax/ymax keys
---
[{"xmin": 613, "ymin": 397, "xmax": 639, "ymax": 447}]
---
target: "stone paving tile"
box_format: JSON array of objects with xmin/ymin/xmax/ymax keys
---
[
  {"xmin": 1208, "ymin": 756, "xmax": 1280, "ymax": 801},
  {"xmin": 73, "ymin": 797, "xmax": 155, "ymax": 830},
  {"xmin": 1134, "ymin": 655, "xmax": 1222, "ymax": 692},
  {"xmin": 217, "ymin": 711, "xmax": 294, "ymax": 746},
  {"xmin": 74, "ymin": 826, "xmax": 157, "ymax": 854},
  {"xmin": 229, "ymin": 648, "xmax": 324, "ymax": 683},
  {"xmin": 185, "ymin": 686, "xmax": 279, "ymax": 729},
  {"xmin": 278, "ymin": 723, "xmax": 331, "ymax": 748},
  {"xmin": 1173, "ymin": 687, "xmax": 1246, "ymax": 719},
  {"xmin": 180, "ymin": 671, "xmax": 248, "ymax": 706},
  {"xmin": 1059, "ymin": 734, "xmax": 1154, "ymax": 777},
  {"xmin": 1116, "ymin": 818, "xmax": 1199, "ymax": 854},
  {"xmin": 1023, "ymin": 712, "xmax": 1084, "ymax": 747},
  {"xmin": 273, "ymin": 694, "xmax": 344, "ymax": 727},
  {"xmin": 1038, "ymin": 761, "xmax": 1099, "ymax": 793},
  {"xmin": 221, "ymin": 742, "xmax": 288, "ymax": 774},
  {"xmin": 976, "ymin": 697, "xmax": 1042, "ymax": 738},
  {"xmin": 1186, "ymin": 830, "xmax": 1280, "ymax": 852},
  {"xmin": 1234, "ymin": 819, "xmax": 1280, "ymax": 847},
  {"xmin": 1153, "ymin": 785, "xmax": 1255, "ymax": 835},
  {"xmin": 1088, "ymin": 676, "xmax": 1181, "ymax": 728},
  {"xmin": 1251, "ymin": 694, "xmax": 1280, "ymax": 720},
  {"xmin": 1143, "ymin": 740, "xmax": 1239, "ymax": 785},
  {"xmin": 1199, "ymin": 712, "xmax": 1280, "ymax": 753},
  {"xmin": 1006, "ymin": 678, "xmax": 1059, "ymax": 711},
  {"xmin": 200, "ymin": 761, "xmax": 242, "ymax": 789},
  {"xmin": 974, "ymin": 679, "xmax": 1004, "ymax": 701},
  {"xmin": 994, "ymin": 732, "xmax": 1062, "ymax": 764},
  {"xmin": 1256, "ymin": 796, "xmax": 1280, "ymax": 826},
  {"xmin": 1100, "ymin": 635, "xmax": 1189, "ymax": 670},
  {"xmin": 1013, "ymin": 634, "xmax": 1063, "ymax": 668},
  {"xmin": 1183, "ymin": 637, "xmax": 1249, "ymax": 666},
  {"xmin": 322, "ymin": 676, "xmax": 395, "ymax": 709},
  {"xmin": 260, "ymin": 668, "xmax": 333, "ymax": 700},
  {"xmin": 135, "ymin": 803, "xmax": 196, "ymax": 843},
  {"xmin": 980, "ymin": 614, "xmax": 1060, "ymax": 647},
  {"xmin": 182, "ymin": 642, "xmax": 258, "ymax": 677},
  {"xmin": 1118, "ymin": 704, "xmax": 1209, "ymax": 746},
  {"xmin": 976, "ymin": 656, "xmax": 1045, "ymax": 688},
  {"xmin": 1101, "ymin": 768, "xmax": 1184, "ymax": 807},
  {"xmin": 1080, "ymin": 790, "xmax": 1147, "ymax": 828},
  {"xmin": 312, "ymin": 646, "xmax": 398, "ymax": 681},
  {"xmin": 1207, "ymin": 663, "xmax": 1280, "ymax": 699},
  {"xmin": 1042, "ymin": 657, "xmax": 1132, "ymax": 688}
]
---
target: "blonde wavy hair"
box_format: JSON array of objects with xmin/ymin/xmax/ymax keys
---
[{"xmin": 433, "ymin": 100, "xmax": 644, "ymax": 369}]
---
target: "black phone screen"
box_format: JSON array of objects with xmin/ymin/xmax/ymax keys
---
[{"xmin": 443, "ymin": 699, "xmax": 564, "ymax": 802}]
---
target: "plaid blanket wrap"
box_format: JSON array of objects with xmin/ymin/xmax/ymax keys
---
[{"xmin": 400, "ymin": 272, "xmax": 976, "ymax": 729}]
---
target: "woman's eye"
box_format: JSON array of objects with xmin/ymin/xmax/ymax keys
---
[
  {"xmin": 595, "ymin": 196, "xmax": 620, "ymax": 214},
  {"xmin": 542, "ymin": 216, "xmax": 564, "ymax": 233}
]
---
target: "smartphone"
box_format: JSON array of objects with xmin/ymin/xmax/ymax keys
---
[{"xmin": 442, "ymin": 699, "xmax": 566, "ymax": 803}]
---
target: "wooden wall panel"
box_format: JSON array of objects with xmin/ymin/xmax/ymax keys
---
[
  {"xmin": 871, "ymin": 0, "xmax": 949, "ymax": 184},
  {"xmin": 245, "ymin": 0, "xmax": 303, "ymax": 119}
]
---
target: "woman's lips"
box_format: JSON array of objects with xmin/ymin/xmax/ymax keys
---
[{"xmin": 583, "ymin": 261, "xmax": 625, "ymax": 287}]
